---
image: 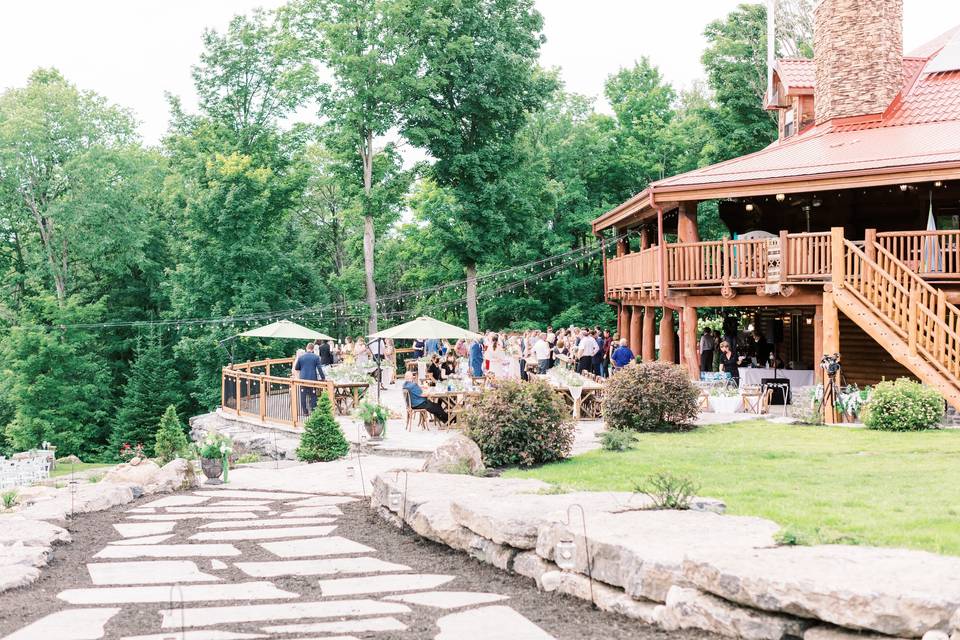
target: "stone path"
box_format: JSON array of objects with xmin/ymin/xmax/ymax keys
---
[{"xmin": 1, "ymin": 487, "xmax": 561, "ymax": 640}]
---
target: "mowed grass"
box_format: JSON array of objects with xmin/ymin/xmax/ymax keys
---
[
  {"xmin": 505, "ymin": 421, "xmax": 960, "ymax": 555},
  {"xmin": 50, "ymin": 462, "xmax": 112, "ymax": 478}
]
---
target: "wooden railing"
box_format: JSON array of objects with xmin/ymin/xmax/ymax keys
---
[
  {"xmin": 876, "ymin": 230, "xmax": 960, "ymax": 279},
  {"xmin": 666, "ymin": 241, "xmax": 723, "ymax": 286},
  {"xmin": 606, "ymin": 246, "xmax": 660, "ymax": 292},
  {"xmin": 726, "ymin": 238, "xmax": 768, "ymax": 285},
  {"xmin": 785, "ymin": 232, "xmax": 831, "ymax": 281},
  {"xmin": 841, "ymin": 237, "xmax": 960, "ymax": 381},
  {"xmin": 222, "ymin": 360, "xmax": 334, "ymax": 427}
]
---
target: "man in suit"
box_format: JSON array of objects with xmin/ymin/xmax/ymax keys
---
[{"xmin": 294, "ymin": 342, "xmax": 325, "ymax": 416}]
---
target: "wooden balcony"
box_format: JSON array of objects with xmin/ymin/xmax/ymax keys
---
[{"xmin": 605, "ymin": 229, "xmax": 960, "ymax": 301}]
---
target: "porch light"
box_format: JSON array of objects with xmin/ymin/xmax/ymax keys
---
[
  {"xmin": 745, "ymin": 203, "xmax": 755, "ymax": 212},
  {"xmin": 555, "ymin": 534, "xmax": 577, "ymax": 570},
  {"xmin": 935, "ymin": 181, "xmax": 943, "ymax": 187},
  {"xmin": 900, "ymin": 184, "xmax": 909, "ymax": 192},
  {"xmin": 776, "ymin": 193, "xmax": 785, "ymax": 202},
  {"xmin": 806, "ymin": 317, "xmax": 813, "ymax": 325}
]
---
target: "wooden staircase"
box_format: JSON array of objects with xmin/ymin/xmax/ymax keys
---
[{"xmin": 832, "ymin": 230, "xmax": 960, "ymax": 410}]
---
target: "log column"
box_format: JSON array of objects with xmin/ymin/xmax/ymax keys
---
[
  {"xmin": 659, "ymin": 308, "xmax": 677, "ymax": 364},
  {"xmin": 629, "ymin": 306, "xmax": 642, "ymax": 356},
  {"xmin": 618, "ymin": 304, "xmax": 629, "ymax": 339},
  {"xmin": 642, "ymin": 306, "xmax": 656, "ymax": 361},
  {"xmin": 677, "ymin": 201, "xmax": 700, "ymax": 244},
  {"xmin": 681, "ymin": 306, "xmax": 699, "ymax": 379},
  {"xmin": 822, "ymin": 291, "xmax": 840, "ymax": 424},
  {"xmin": 813, "ymin": 304, "xmax": 824, "ymax": 383}
]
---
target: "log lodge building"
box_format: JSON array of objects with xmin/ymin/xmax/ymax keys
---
[{"xmin": 592, "ymin": 0, "xmax": 960, "ymax": 412}]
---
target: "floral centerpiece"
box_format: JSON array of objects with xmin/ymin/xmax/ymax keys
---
[
  {"xmin": 196, "ymin": 431, "xmax": 233, "ymax": 484},
  {"xmin": 328, "ymin": 363, "xmax": 376, "ymax": 385},
  {"xmin": 355, "ymin": 401, "xmax": 389, "ymax": 440}
]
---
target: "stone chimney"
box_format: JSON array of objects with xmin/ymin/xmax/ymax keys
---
[{"xmin": 814, "ymin": 0, "xmax": 903, "ymax": 123}]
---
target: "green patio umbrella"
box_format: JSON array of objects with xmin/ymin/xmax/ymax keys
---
[
  {"xmin": 368, "ymin": 315, "xmax": 480, "ymax": 340},
  {"xmin": 238, "ymin": 319, "xmax": 334, "ymax": 341}
]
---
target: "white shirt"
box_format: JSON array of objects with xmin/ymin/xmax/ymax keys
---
[
  {"xmin": 533, "ymin": 339, "xmax": 551, "ymax": 360},
  {"xmin": 578, "ymin": 336, "xmax": 600, "ymax": 358},
  {"xmin": 546, "ymin": 331, "xmax": 556, "ymax": 345}
]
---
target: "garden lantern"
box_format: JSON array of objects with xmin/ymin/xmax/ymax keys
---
[
  {"xmin": 555, "ymin": 534, "xmax": 577, "ymax": 570},
  {"xmin": 389, "ymin": 489, "xmax": 402, "ymax": 508}
]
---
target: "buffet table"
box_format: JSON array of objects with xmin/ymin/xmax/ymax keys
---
[{"xmin": 739, "ymin": 368, "xmax": 815, "ymax": 390}]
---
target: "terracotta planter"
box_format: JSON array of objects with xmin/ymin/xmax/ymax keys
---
[
  {"xmin": 364, "ymin": 419, "xmax": 386, "ymax": 441},
  {"xmin": 201, "ymin": 457, "xmax": 223, "ymax": 484}
]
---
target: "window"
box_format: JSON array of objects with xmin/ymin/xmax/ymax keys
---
[{"xmin": 784, "ymin": 107, "xmax": 795, "ymax": 138}]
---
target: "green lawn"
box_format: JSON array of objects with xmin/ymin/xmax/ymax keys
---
[
  {"xmin": 50, "ymin": 462, "xmax": 112, "ymax": 478},
  {"xmin": 505, "ymin": 421, "xmax": 960, "ymax": 556}
]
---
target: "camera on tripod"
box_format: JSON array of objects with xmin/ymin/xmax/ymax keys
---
[{"xmin": 820, "ymin": 353, "xmax": 841, "ymax": 376}]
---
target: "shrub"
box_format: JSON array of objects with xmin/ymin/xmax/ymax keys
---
[
  {"xmin": 600, "ymin": 429, "xmax": 636, "ymax": 452},
  {"xmin": 464, "ymin": 380, "xmax": 574, "ymax": 467},
  {"xmin": 635, "ymin": 472, "xmax": 699, "ymax": 510},
  {"xmin": 2, "ymin": 490, "xmax": 18, "ymax": 510},
  {"xmin": 196, "ymin": 431, "xmax": 232, "ymax": 460},
  {"xmin": 297, "ymin": 392, "xmax": 350, "ymax": 462},
  {"xmin": 154, "ymin": 405, "xmax": 192, "ymax": 464},
  {"xmin": 603, "ymin": 362, "xmax": 699, "ymax": 432},
  {"xmin": 862, "ymin": 378, "xmax": 944, "ymax": 431},
  {"xmin": 236, "ymin": 453, "xmax": 261, "ymax": 464}
]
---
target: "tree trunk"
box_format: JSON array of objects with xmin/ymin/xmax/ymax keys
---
[
  {"xmin": 465, "ymin": 262, "xmax": 479, "ymax": 332},
  {"xmin": 361, "ymin": 131, "xmax": 378, "ymax": 334}
]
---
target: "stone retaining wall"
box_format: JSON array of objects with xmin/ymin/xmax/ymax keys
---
[{"xmin": 371, "ymin": 472, "xmax": 960, "ymax": 640}]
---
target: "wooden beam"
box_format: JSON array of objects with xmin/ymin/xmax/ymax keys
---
[
  {"xmin": 813, "ymin": 304, "xmax": 824, "ymax": 384},
  {"xmin": 659, "ymin": 308, "xmax": 677, "ymax": 364},
  {"xmin": 642, "ymin": 306, "xmax": 656, "ymax": 362},
  {"xmin": 665, "ymin": 292, "xmax": 823, "ymax": 307},
  {"xmin": 629, "ymin": 306, "xmax": 642, "ymax": 356},
  {"xmin": 682, "ymin": 306, "xmax": 699, "ymax": 379},
  {"xmin": 831, "ymin": 227, "xmax": 845, "ymax": 289},
  {"xmin": 677, "ymin": 201, "xmax": 700, "ymax": 244}
]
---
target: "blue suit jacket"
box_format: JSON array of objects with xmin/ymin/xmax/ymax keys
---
[{"xmin": 294, "ymin": 352, "xmax": 324, "ymax": 381}]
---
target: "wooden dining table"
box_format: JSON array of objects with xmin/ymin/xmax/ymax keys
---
[
  {"xmin": 331, "ymin": 381, "xmax": 370, "ymax": 416},
  {"xmin": 421, "ymin": 388, "xmax": 484, "ymax": 428}
]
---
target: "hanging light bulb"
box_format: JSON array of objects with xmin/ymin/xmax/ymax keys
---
[
  {"xmin": 776, "ymin": 193, "xmax": 785, "ymax": 202},
  {"xmin": 745, "ymin": 203, "xmax": 754, "ymax": 212},
  {"xmin": 900, "ymin": 184, "xmax": 909, "ymax": 192}
]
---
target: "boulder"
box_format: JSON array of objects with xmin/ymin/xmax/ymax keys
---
[
  {"xmin": 536, "ymin": 508, "xmax": 780, "ymax": 602},
  {"xmin": 56, "ymin": 454, "xmax": 83, "ymax": 465},
  {"xmin": 422, "ymin": 434, "xmax": 485, "ymax": 474},
  {"xmin": 464, "ymin": 535, "xmax": 517, "ymax": 571},
  {"xmin": 513, "ymin": 551, "xmax": 552, "ymax": 588},
  {"xmin": 102, "ymin": 460, "xmax": 160, "ymax": 487},
  {"xmin": 0, "ymin": 562, "xmax": 40, "ymax": 592},
  {"xmin": 18, "ymin": 483, "xmax": 137, "ymax": 522},
  {"xmin": 146, "ymin": 458, "xmax": 200, "ymax": 493},
  {"xmin": 540, "ymin": 569, "xmax": 660, "ymax": 623},
  {"xmin": 659, "ymin": 586, "xmax": 810, "ymax": 640},
  {"xmin": 805, "ymin": 626, "xmax": 910, "ymax": 640},
  {"xmin": 682, "ymin": 546, "xmax": 960, "ymax": 637},
  {"xmin": 450, "ymin": 490, "xmax": 646, "ymax": 550},
  {"xmin": 15, "ymin": 485, "xmax": 59, "ymax": 504},
  {"xmin": 0, "ymin": 516, "xmax": 70, "ymax": 547},
  {"xmin": 951, "ymin": 609, "xmax": 960, "ymax": 640},
  {"xmin": 924, "ymin": 632, "xmax": 950, "ymax": 640},
  {"xmin": 0, "ymin": 541, "xmax": 49, "ymax": 568}
]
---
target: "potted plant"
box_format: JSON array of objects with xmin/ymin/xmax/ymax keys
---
[
  {"xmin": 355, "ymin": 401, "xmax": 389, "ymax": 440},
  {"xmin": 196, "ymin": 432, "xmax": 233, "ymax": 484}
]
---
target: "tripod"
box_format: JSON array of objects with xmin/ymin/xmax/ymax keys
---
[{"xmin": 819, "ymin": 353, "xmax": 845, "ymax": 423}]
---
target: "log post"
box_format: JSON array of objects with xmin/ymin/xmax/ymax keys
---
[
  {"xmin": 779, "ymin": 230, "xmax": 789, "ymax": 285},
  {"xmin": 291, "ymin": 381, "xmax": 299, "ymax": 427},
  {"xmin": 235, "ymin": 375, "xmax": 241, "ymax": 417},
  {"xmin": 864, "ymin": 228, "xmax": 877, "ymax": 263},
  {"xmin": 642, "ymin": 306, "xmax": 656, "ymax": 362},
  {"xmin": 259, "ymin": 377, "xmax": 267, "ymax": 422},
  {"xmin": 619, "ymin": 304, "xmax": 630, "ymax": 339},
  {"xmin": 813, "ymin": 305, "xmax": 824, "ymax": 384},
  {"xmin": 831, "ymin": 227, "xmax": 845, "ymax": 289},
  {"xmin": 677, "ymin": 201, "xmax": 700, "ymax": 244},
  {"xmin": 822, "ymin": 291, "xmax": 840, "ymax": 424},
  {"xmin": 221, "ymin": 370, "xmax": 226, "ymax": 410},
  {"xmin": 629, "ymin": 307, "xmax": 642, "ymax": 357},
  {"xmin": 908, "ymin": 285, "xmax": 919, "ymax": 356},
  {"xmin": 659, "ymin": 308, "xmax": 677, "ymax": 364},
  {"xmin": 682, "ymin": 306, "xmax": 699, "ymax": 379}
]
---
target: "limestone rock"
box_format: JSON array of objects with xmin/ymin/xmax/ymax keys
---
[
  {"xmin": 951, "ymin": 609, "xmax": 960, "ymax": 640},
  {"xmin": 0, "ymin": 542, "xmax": 50, "ymax": 568},
  {"xmin": 660, "ymin": 586, "xmax": 810, "ymax": 640},
  {"xmin": 56, "ymin": 454, "xmax": 83, "ymax": 465},
  {"xmin": 103, "ymin": 460, "xmax": 160, "ymax": 487},
  {"xmin": 924, "ymin": 632, "xmax": 950, "ymax": 640},
  {"xmin": 689, "ymin": 497, "xmax": 727, "ymax": 514},
  {"xmin": 450, "ymin": 490, "xmax": 643, "ymax": 550},
  {"xmin": 0, "ymin": 516, "xmax": 70, "ymax": 546},
  {"xmin": 15, "ymin": 485, "xmax": 60, "ymax": 504},
  {"xmin": 464, "ymin": 535, "xmax": 517, "ymax": 571},
  {"xmin": 147, "ymin": 458, "xmax": 200, "ymax": 493},
  {"xmin": 513, "ymin": 551, "xmax": 552, "ymax": 588},
  {"xmin": 422, "ymin": 434, "xmax": 484, "ymax": 474},
  {"xmin": 805, "ymin": 626, "xmax": 910, "ymax": 640},
  {"xmin": 682, "ymin": 545, "xmax": 960, "ymax": 637},
  {"xmin": 540, "ymin": 569, "xmax": 660, "ymax": 623},
  {"xmin": 0, "ymin": 562, "xmax": 40, "ymax": 592},
  {"xmin": 536, "ymin": 508, "xmax": 779, "ymax": 602}
]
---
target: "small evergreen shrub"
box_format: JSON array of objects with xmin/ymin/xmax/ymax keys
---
[
  {"xmin": 600, "ymin": 428, "xmax": 636, "ymax": 452},
  {"xmin": 154, "ymin": 405, "xmax": 192, "ymax": 464},
  {"xmin": 297, "ymin": 392, "xmax": 349, "ymax": 462},
  {"xmin": 635, "ymin": 472, "xmax": 699, "ymax": 510},
  {"xmin": 862, "ymin": 378, "xmax": 944, "ymax": 431},
  {"xmin": 464, "ymin": 380, "xmax": 574, "ymax": 467},
  {"xmin": 2, "ymin": 490, "xmax": 18, "ymax": 510},
  {"xmin": 603, "ymin": 362, "xmax": 699, "ymax": 432}
]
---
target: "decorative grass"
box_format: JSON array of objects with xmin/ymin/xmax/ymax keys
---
[{"xmin": 505, "ymin": 420, "xmax": 960, "ymax": 555}]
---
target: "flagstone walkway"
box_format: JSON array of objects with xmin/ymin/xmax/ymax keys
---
[{"xmin": 0, "ymin": 486, "xmax": 666, "ymax": 640}]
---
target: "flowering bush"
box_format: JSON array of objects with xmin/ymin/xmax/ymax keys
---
[
  {"xmin": 197, "ymin": 431, "xmax": 233, "ymax": 460},
  {"xmin": 118, "ymin": 442, "xmax": 145, "ymax": 462},
  {"xmin": 862, "ymin": 378, "xmax": 944, "ymax": 431},
  {"xmin": 464, "ymin": 380, "xmax": 574, "ymax": 467},
  {"xmin": 603, "ymin": 362, "xmax": 699, "ymax": 432}
]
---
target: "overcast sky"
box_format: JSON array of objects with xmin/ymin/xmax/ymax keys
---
[{"xmin": 2, "ymin": 1, "xmax": 959, "ymax": 145}]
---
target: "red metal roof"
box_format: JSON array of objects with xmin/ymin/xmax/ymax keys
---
[
  {"xmin": 593, "ymin": 25, "xmax": 960, "ymax": 231},
  {"xmin": 776, "ymin": 58, "xmax": 815, "ymax": 91}
]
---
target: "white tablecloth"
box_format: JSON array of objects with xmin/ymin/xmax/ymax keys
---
[{"xmin": 739, "ymin": 368, "xmax": 815, "ymax": 389}]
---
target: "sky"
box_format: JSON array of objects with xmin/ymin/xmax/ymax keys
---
[{"xmin": 1, "ymin": 1, "xmax": 959, "ymax": 145}]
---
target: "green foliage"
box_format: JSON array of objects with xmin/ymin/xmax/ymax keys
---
[
  {"xmin": 297, "ymin": 392, "xmax": 350, "ymax": 462},
  {"xmin": 110, "ymin": 336, "xmax": 186, "ymax": 459},
  {"xmin": 354, "ymin": 401, "xmax": 389, "ymax": 425},
  {"xmin": 635, "ymin": 472, "xmax": 699, "ymax": 510},
  {"xmin": 154, "ymin": 406, "xmax": 192, "ymax": 464},
  {"xmin": 599, "ymin": 428, "xmax": 636, "ymax": 452},
  {"xmin": 236, "ymin": 453, "xmax": 262, "ymax": 464},
  {"xmin": 196, "ymin": 430, "xmax": 233, "ymax": 460},
  {"xmin": 603, "ymin": 362, "xmax": 699, "ymax": 432},
  {"xmin": 862, "ymin": 378, "xmax": 944, "ymax": 432},
  {"xmin": 2, "ymin": 490, "xmax": 18, "ymax": 510},
  {"xmin": 464, "ymin": 380, "xmax": 574, "ymax": 467}
]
